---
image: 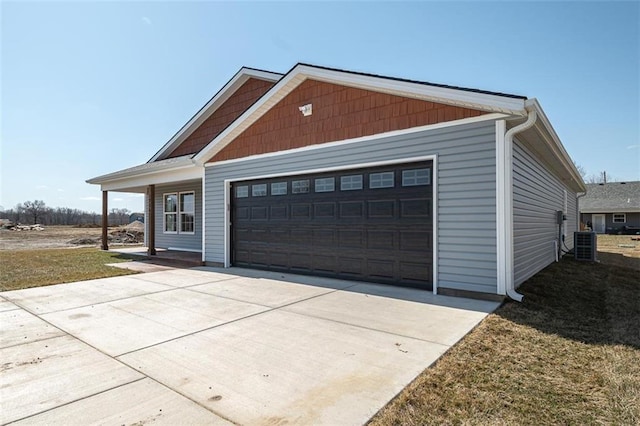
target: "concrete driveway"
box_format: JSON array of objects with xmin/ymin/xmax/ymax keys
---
[{"xmin": 1, "ymin": 268, "xmax": 499, "ymax": 425}]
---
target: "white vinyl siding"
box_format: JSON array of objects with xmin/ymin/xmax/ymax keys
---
[
  {"xmin": 205, "ymin": 120, "xmax": 499, "ymax": 294},
  {"xmin": 155, "ymin": 180, "xmax": 202, "ymax": 251}
]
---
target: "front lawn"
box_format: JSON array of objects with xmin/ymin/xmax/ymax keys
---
[
  {"xmin": 0, "ymin": 248, "xmax": 138, "ymax": 291},
  {"xmin": 370, "ymin": 254, "xmax": 640, "ymax": 425}
]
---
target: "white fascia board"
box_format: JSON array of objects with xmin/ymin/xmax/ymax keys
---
[
  {"xmin": 99, "ymin": 166, "xmax": 201, "ymax": 192},
  {"xmin": 87, "ymin": 156, "xmax": 195, "ymax": 184},
  {"xmin": 525, "ymin": 99, "xmax": 587, "ymax": 193},
  {"xmin": 298, "ymin": 65, "xmax": 528, "ymax": 114},
  {"xmin": 149, "ymin": 68, "xmax": 282, "ymax": 163}
]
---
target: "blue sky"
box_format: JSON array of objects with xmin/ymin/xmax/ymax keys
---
[{"xmin": 1, "ymin": 1, "xmax": 638, "ymax": 213}]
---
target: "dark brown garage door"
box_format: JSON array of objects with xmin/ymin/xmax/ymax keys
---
[{"xmin": 231, "ymin": 161, "xmax": 433, "ymax": 289}]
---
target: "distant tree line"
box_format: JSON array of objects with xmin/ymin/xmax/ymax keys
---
[{"xmin": 1, "ymin": 200, "xmax": 133, "ymax": 226}]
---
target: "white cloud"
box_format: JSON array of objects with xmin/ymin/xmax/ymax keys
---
[
  {"xmin": 36, "ymin": 185, "xmax": 48, "ymax": 189},
  {"xmin": 626, "ymin": 144, "xmax": 639, "ymax": 150},
  {"xmin": 141, "ymin": 16, "xmax": 152, "ymax": 25},
  {"xmin": 80, "ymin": 196, "xmax": 100, "ymax": 201},
  {"xmin": 57, "ymin": 188, "xmax": 64, "ymax": 192}
]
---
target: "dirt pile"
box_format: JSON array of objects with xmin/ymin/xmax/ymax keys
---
[{"xmin": 68, "ymin": 225, "xmax": 144, "ymax": 246}]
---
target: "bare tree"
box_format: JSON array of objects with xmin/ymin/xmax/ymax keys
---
[
  {"xmin": 22, "ymin": 200, "xmax": 47, "ymax": 224},
  {"xmin": 573, "ymin": 161, "xmax": 587, "ymax": 179},
  {"xmin": 586, "ymin": 171, "xmax": 616, "ymax": 184}
]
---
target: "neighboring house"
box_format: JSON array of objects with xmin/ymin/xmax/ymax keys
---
[
  {"xmin": 87, "ymin": 63, "xmax": 585, "ymax": 300},
  {"xmin": 579, "ymin": 182, "xmax": 640, "ymax": 234},
  {"xmin": 129, "ymin": 212, "xmax": 145, "ymax": 224}
]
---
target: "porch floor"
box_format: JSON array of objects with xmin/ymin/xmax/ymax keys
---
[{"xmin": 109, "ymin": 247, "xmax": 203, "ymax": 269}]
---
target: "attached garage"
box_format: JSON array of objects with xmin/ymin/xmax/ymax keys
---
[
  {"xmin": 231, "ymin": 161, "xmax": 433, "ymax": 289},
  {"xmin": 88, "ymin": 63, "xmax": 586, "ymax": 301}
]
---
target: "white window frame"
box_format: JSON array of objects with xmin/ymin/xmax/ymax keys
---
[
  {"xmin": 235, "ymin": 185, "xmax": 249, "ymax": 198},
  {"xmin": 292, "ymin": 179, "xmax": 310, "ymax": 194},
  {"xmin": 402, "ymin": 168, "xmax": 431, "ymax": 186},
  {"xmin": 252, "ymin": 184, "xmax": 267, "ymax": 197},
  {"xmin": 163, "ymin": 191, "xmax": 196, "ymax": 235},
  {"xmin": 613, "ymin": 214, "xmax": 626, "ymax": 223},
  {"xmin": 163, "ymin": 193, "xmax": 178, "ymax": 234},
  {"xmin": 179, "ymin": 191, "xmax": 196, "ymax": 234}
]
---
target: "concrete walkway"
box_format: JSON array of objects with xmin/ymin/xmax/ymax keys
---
[{"xmin": 1, "ymin": 268, "xmax": 499, "ymax": 425}]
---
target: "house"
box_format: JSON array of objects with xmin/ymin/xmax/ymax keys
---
[
  {"xmin": 87, "ymin": 63, "xmax": 585, "ymax": 301},
  {"xmin": 579, "ymin": 181, "xmax": 640, "ymax": 234},
  {"xmin": 129, "ymin": 212, "xmax": 145, "ymax": 224}
]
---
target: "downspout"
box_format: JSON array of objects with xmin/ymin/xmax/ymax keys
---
[
  {"xmin": 576, "ymin": 192, "xmax": 587, "ymax": 231},
  {"xmin": 504, "ymin": 108, "xmax": 537, "ymax": 302}
]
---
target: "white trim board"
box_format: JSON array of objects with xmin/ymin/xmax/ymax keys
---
[
  {"xmin": 221, "ymin": 154, "xmax": 438, "ymax": 294},
  {"xmin": 495, "ymin": 119, "xmax": 508, "ymax": 296}
]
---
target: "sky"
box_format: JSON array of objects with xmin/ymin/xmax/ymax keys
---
[{"xmin": 1, "ymin": 1, "xmax": 638, "ymax": 214}]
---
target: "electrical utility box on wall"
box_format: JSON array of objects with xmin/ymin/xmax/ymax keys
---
[{"xmin": 574, "ymin": 232, "xmax": 597, "ymax": 261}]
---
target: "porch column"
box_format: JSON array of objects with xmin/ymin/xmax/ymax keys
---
[
  {"xmin": 148, "ymin": 185, "xmax": 156, "ymax": 255},
  {"xmin": 101, "ymin": 190, "xmax": 108, "ymax": 250}
]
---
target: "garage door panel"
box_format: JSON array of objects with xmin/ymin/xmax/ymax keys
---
[
  {"xmin": 231, "ymin": 161, "xmax": 433, "ymax": 290},
  {"xmin": 368, "ymin": 200, "xmax": 395, "ymax": 218},
  {"xmin": 270, "ymin": 205, "xmax": 288, "ymax": 220},
  {"xmin": 367, "ymin": 230, "xmax": 395, "ymax": 249}
]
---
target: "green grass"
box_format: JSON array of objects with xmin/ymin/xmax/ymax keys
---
[
  {"xmin": 370, "ymin": 256, "xmax": 640, "ymax": 425},
  {"xmin": 0, "ymin": 248, "xmax": 139, "ymax": 291}
]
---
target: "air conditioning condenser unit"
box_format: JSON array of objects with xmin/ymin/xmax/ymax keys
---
[{"xmin": 574, "ymin": 232, "xmax": 597, "ymax": 261}]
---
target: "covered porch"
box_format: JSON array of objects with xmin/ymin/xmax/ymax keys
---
[{"xmin": 86, "ymin": 155, "xmax": 204, "ymax": 259}]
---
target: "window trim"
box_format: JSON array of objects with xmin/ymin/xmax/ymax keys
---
[
  {"xmin": 271, "ymin": 182, "xmax": 287, "ymax": 196},
  {"xmin": 613, "ymin": 213, "xmax": 626, "ymax": 223},
  {"xmin": 235, "ymin": 185, "xmax": 249, "ymax": 198},
  {"xmin": 252, "ymin": 184, "xmax": 267, "ymax": 197},
  {"xmin": 292, "ymin": 179, "xmax": 310, "ymax": 194}
]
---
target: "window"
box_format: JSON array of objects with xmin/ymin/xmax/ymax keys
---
[
  {"xmin": 271, "ymin": 182, "xmax": 287, "ymax": 195},
  {"xmin": 315, "ymin": 177, "xmax": 335, "ymax": 192},
  {"xmin": 613, "ymin": 214, "xmax": 626, "ymax": 223},
  {"xmin": 180, "ymin": 192, "xmax": 195, "ymax": 233},
  {"xmin": 164, "ymin": 192, "xmax": 196, "ymax": 234},
  {"xmin": 402, "ymin": 168, "xmax": 430, "ymax": 186},
  {"xmin": 252, "ymin": 184, "xmax": 267, "ymax": 197},
  {"xmin": 340, "ymin": 175, "xmax": 363, "ymax": 191},
  {"xmin": 292, "ymin": 180, "xmax": 310, "ymax": 194},
  {"xmin": 369, "ymin": 172, "xmax": 394, "ymax": 189},
  {"xmin": 235, "ymin": 186, "xmax": 248, "ymax": 198},
  {"xmin": 164, "ymin": 193, "xmax": 178, "ymax": 233}
]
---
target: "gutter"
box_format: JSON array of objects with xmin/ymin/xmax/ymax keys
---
[{"xmin": 503, "ymin": 107, "xmax": 538, "ymax": 302}]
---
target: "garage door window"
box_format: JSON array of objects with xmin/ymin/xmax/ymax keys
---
[
  {"xmin": 236, "ymin": 186, "xmax": 248, "ymax": 198},
  {"xmin": 369, "ymin": 172, "xmax": 394, "ymax": 189},
  {"xmin": 252, "ymin": 184, "xmax": 267, "ymax": 197},
  {"xmin": 271, "ymin": 182, "xmax": 287, "ymax": 195},
  {"xmin": 340, "ymin": 175, "xmax": 363, "ymax": 191},
  {"xmin": 402, "ymin": 169, "xmax": 430, "ymax": 186},
  {"xmin": 315, "ymin": 177, "xmax": 335, "ymax": 192},
  {"xmin": 292, "ymin": 180, "xmax": 310, "ymax": 194}
]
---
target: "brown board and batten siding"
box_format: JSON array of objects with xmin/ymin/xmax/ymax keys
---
[
  {"xmin": 154, "ymin": 180, "xmax": 202, "ymax": 252},
  {"xmin": 205, "ymin": 120, "xmax": 500, "ymax": 295},
  {"xmin": 164, "ymin": 78, "xmax": 275, "ymax": 159},
  {"xmin": 512, "ymin": 137, "xmax": 578, "ymax": 287},
  {"xmin": 208, "ymin": 79, "xmax": 488, "ymax": 163}
]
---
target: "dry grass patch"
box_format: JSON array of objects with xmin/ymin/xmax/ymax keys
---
[
  {"xmin": 0, "ymin": 248, "xmax": 138, "ymax": 291},
  {"xmin": 370, "ymin": 256, "xmax": 640, "ymax": 425}
]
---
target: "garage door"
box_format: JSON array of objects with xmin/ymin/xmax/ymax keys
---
[{"xmin": 231, "ymin": 161, "xmax": 433, "ymax": 289}]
